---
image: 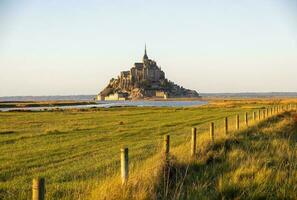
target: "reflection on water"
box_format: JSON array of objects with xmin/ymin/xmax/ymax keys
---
[{"xmin": 0, "ymin": 100, "xmax": 208, "ymax": 111}]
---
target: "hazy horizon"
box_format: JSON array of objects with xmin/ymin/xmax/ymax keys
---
[{"xmin": 1, "ymin": 0, "xmax": 297, "ymax": 96}]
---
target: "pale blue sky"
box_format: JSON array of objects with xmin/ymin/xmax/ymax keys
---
[{"xmin": 0, "ymin": 0, "xmax": 296, "ymax": 96}]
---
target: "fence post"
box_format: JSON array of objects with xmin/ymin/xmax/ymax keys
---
[
  {"xmin": 273, "ymin": 106, "xmax": 276, "ymax": 114},
  {"xmin": 245, "ymin": 112, "xmax": 248, "ymax": 126},
  {"xmin": 224, "ymin": 117, "xmax": 228, "ymax": 134},
  {"xmin": 266, "ymin": 108, "xmax": 269, "ymax": 117},
  {"xmin": 258, "ymin": 110, "xmax": 261, "ymax": 120},
  {"xmin": 121, "ymin": 148, "xmax": 129, "ymax": 185},
  {"xmin": 210, "ymin": 122, "xmax": 214, "ymax": 145},
  {"xmin": 253, "ymin": 111, "xmax": 256, "ymax": 121},
  {"xmin": 236, "ymin": 115, "xmax": 240, "ymax": 130},
  {"xmin": 273, "ymin": 107, "xmax": 275, "ymax": 114},
  {"xmin": 191, "ymin": 128, "xmax": 197, "ymax": 156},
  {"xmin": 164, "ymin": 135, "xmax": 170, "ymax": 157},
  {"xmin": 263, "ymin": 110, "xmax": 266, "ymax": 119},
  {"xmin": 265, "ymin": 108, "xmax": 267, "ymax": 117},
  {"xmin": 32, "ymin": 177, "xmax": 45, "ymax": 200}
]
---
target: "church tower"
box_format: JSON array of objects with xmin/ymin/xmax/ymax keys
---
[{"xmin": 143, "ymin": 44, "xmax": 148, "ymax": 62}]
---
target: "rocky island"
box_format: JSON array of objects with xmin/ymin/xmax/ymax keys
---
[{"xmin": 97, "ymin": 46, "xmax": 199, "ymax": 100}]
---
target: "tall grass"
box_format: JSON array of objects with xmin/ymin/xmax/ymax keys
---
[{"xmin": 160, "ymin": 112, "xmax": 297, "ymax": 199}]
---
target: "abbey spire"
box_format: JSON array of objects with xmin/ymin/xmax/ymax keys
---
[{"xmin": 143, "ymin": 44, "xmax": 148, "ymax": 61}]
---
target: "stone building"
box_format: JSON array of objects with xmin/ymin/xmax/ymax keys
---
[
  {"xmin": 119, "ymin": 45, "xmax": 165, "ymax": 90},
  {"xmin": 98, "ymin": 46, "xmax": 199, "ymax": 100}
]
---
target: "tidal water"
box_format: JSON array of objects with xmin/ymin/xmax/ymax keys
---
[{"xmin": 0, "ymin": 100, "xmax": 208, "ymax": 111}]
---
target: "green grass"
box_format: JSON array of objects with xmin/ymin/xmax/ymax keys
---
[{"xmin": 0, "ymin": 101, "xmax": 290, "ymax": 199}]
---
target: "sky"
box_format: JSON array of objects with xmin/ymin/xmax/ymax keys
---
[{"xmin": 0, "ymin": 0, "xmax": 296, "ymax": 96}]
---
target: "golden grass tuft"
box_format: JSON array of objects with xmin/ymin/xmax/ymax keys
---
[{"xmin": 88, "ymin": 154, "xmax": 165, "ymax": 200}]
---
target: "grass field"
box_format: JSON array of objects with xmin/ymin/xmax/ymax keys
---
[{"xmin": 0, "ymin": 98, "xmax": 296, "ymax": 199}]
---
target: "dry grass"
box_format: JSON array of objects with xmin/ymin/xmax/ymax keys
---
[{"xmin": 162, "ymin": 111, "xmax": 297, "ymax": 199}]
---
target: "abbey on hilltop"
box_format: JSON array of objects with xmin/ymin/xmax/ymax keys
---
[{"xmin": 97, "ymin": 46, "xmax": 199, "ymax": 100}]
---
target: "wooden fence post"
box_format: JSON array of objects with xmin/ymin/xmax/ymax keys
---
[
  {"xmin": 253, "ymin": 111, "xmax": 256, "ymax": 121},
  {"xmin": 121, "ymin": 148, "xmax": 129, "ymax": 185},
  {"xmin": 32, "ymin": 177, "xmax": 45, "ymax": 200},
  {"xmin": 266, "ymin": 108, "xmax": 269, "ymax": 117},
  {"xmin": 236, "ymin": 115, "xmax": 240, "ymax": 130},
  {"xmin": 258, "ymin": 110, "xmax": 261, "ymax": 120},
  {"xmin": 210, "ymin": 122, "xmax": 214, "ymax": 145},
  {"xmin": 265, "ymin": 108, "xmax": 267, "ymax": 117},
  {"xmin": 245, "ymin": 112, "xmax": 248, "ymax": 126},
  {"xmin": 263, "ymin": 110, "xmax": 266, "ymax": 119},
  {"xmin": 164, "ymin": 135, "xmax": 170, "ymax": 157},
  {"xmin": 273, "ymin": 106, "xmax": 276, "ymax": 114},
  {"xmin": 273, "ymin": 107, "xmax": 275, "ymax": 114},
  {"xmin": 191, "ymin": 128, "xmax": 197, "ymax": 156},
  {"xmin": 224, "ymin": 117, "xmax": 228, "ymax": 134}
]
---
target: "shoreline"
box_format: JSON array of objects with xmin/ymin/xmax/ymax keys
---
[{"xmin": 0, "ymin": 99, "xmax": 208, "ymax": 112}]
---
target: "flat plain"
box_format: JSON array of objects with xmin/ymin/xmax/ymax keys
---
[{"xmin": 0, "ymin": 98, "xmax": 296, "ymax": 199}]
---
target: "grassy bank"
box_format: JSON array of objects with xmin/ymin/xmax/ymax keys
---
[
  {"xmin": 0, "ymin": 99, "xmax": 296, "ymax": 199},
  {"xmin": 164, "ymin": 111, "xmax": 297, "ymax": 199}
]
